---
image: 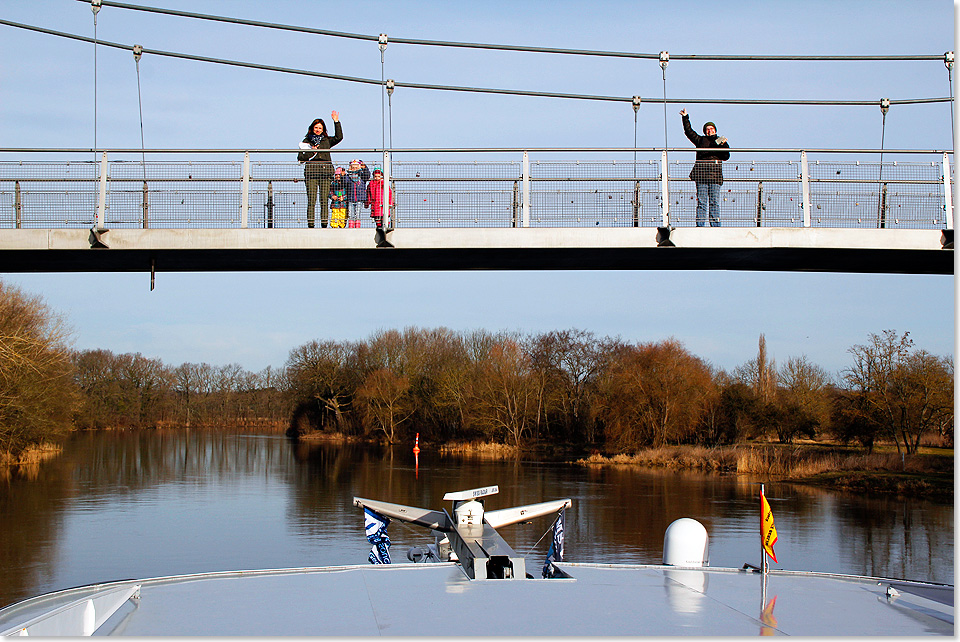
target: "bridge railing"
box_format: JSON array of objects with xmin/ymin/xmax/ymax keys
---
[{"xmin": 0, "ymin": 149, "xmax": 952, "ymax": 231}]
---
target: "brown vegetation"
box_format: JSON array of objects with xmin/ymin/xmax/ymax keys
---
[
  {"xmin": 0, "ymin": 282, "xmax": 76, "ymax": 458},
  {"xmin": 72, "ymin": 351, "xmax": 293, "ymax": 432},
  {"xmin": 594, "ymin": 338, "xmax": 714, "ymax": 449},
  {"xmin": 439, "ymin": 441, "xmax": 520, "ymax": 459},
  {"xmin": 1, "ymin": 274, "xmax": 954, "ymax": 482},
  {"xmin": 839, "ymin": 330, "xmax": 953, "ymax": 454},
  {"xmin": 577, "ymin": 442, "xmax": 953, "ymax": 496}
]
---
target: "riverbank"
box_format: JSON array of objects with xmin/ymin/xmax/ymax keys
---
[
  {"xmin": 575, "ymin": 442, "xmax": 954, "ymax": 499},
  {"xmin": 0, "ymin": 443, "xmax": 63, "ymax": 482}
]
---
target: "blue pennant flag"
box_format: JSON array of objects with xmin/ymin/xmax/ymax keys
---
[
  {"xmin": 364, "ymin": 507, "xmax": 392, "ymax": 564},
  {"xmin": 542, "ymin": 508, "xmax": 565, "ymax": 578}
]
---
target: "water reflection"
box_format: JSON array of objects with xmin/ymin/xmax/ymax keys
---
[
  {"xmin": 759, "ymin": 594, "xmax": 779, "ymax": 636},
  {"xmin": 663, "ymin": 569, "xmax": 708, "ymax": 614},
  {"xmin": 0, "ymin": 431, "xmax": 952, "ymax": 611}
]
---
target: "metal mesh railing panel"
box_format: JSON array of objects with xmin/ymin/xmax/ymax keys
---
[
  {"xmin": 0, "ymin": 157, "xmax": 950, "ymax": 230},
  {"xmin": 667, "ymin": 161, "xmax": 802, "ymax": 227},
  {"xmin": 391, "ymin": 162, "xmax": 520, "ymax": 227},
  {"xmin": 0, "ymin": 162, "xmax": 100, "ymax": 228},
  {"xmin": 759, "ymin": 188, "xmax": 806, "ymax": 227},
  {"xmin": 392, "ymin": 161, "xmax": 520, "ymax": 181},
  {"xmin": 527, "ymin": 160, "xmax": 660, "ymax": 227},
  {"xmin": 807, "ymin": 161, "xmax": 944, "ymax": 229},
  {"xmin": 104, "ymin": 161, "xmax": 239, "ymax": 228},
  {"xmin": 394, "ymin": 189, "xmax": 516, "ymax": 228}
]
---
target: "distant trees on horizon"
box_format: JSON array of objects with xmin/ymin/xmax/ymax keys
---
[
  {"xmin": 0, "ymin": 280, "xmax": 953, "ymax": 459},
  {"xmin": 284, "ymin": 326, "xmax": 954, "ymax": 456}
]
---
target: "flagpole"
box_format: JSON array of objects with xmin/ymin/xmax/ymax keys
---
[
  {"xmin": 761, "ymin": 563, "xmax": 768, "ymax": 610},
  {"xmin": 760, "ymin": 483, "xmax": 766, "ymax": 577}
]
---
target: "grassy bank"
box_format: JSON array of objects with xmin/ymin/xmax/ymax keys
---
[{"xmin": 576, "ymin": 443, "xmax": 953, "ymax": 498}]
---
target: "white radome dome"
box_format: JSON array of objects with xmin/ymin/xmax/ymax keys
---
[{"xmin": 662, "ymin": 518, "xmax": 710, "ymax": 567}]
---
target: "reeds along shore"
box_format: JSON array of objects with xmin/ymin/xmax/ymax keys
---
[
  {"xmin": 439, "ymin": 441, "xmax": 520, "ymax": 459},
  {"xmin": 576, "ymin": 443, "xmax": 952, "ymax": 479}
]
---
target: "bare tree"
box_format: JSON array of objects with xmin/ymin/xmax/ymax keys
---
[
  {"xmin": 528, "ymin": 329, "xmax": 605, "ymax": 443},
  {"xmin": 357, "ymin": 368, "xmax": 414, "ymax": 443},
  {"xmin": 286, "ymin": 340, "xmax": 360, "ymax": 433},
  {"xmin": 778, "ymin": 355, "xmax": 833, "ymax": 435},
  {"xmin": 470, "ymin": 334, "xmax": 537, "ymax": 447},
  {"xmin": 842, "ymin": 330, "xmax": 954, "ymax": 454},
  {"xmin": 0, "ymin": 281, "xmax": 76, "ymax": 455},
  {"xmin": 173, "ymin": 362, "xmax": 201, "ymax": 427},
  {"xmin": 734, "ymin": 333, "xmax": 777, "ymax": 403},
  {"xmin": 594, "ymin": 338, "xmax": 714, "ymax": 450}
]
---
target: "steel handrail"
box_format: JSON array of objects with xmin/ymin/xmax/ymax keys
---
[{"xmin": 0, "ymin": 147, "xmax": 953, "ymax": 155}]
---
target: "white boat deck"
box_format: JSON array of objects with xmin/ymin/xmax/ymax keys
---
[{"xmin": 0, "ymin": 562, "xmax": 952, "ymax": 636}]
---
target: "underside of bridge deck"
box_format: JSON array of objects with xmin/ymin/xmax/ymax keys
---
[{"xmin": 0, "ymin": 228, "xmax": 952, "ymax": 275}]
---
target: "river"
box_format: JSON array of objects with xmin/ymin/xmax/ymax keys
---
[{"xmin": 0, "ymin": 429, "xmax": 953, "ymax": 609}]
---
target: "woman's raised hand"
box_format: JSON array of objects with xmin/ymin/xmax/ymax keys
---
[{"xmin": 331, "ymin": 110, "xmax": 340, "ymax": 122}]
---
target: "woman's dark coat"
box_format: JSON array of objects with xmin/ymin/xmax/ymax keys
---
[
  {"xmin": 682, "ymin": 114, "xmax": 730, "ymax": 185},
  {"xmin": 299, "ymin": 121, "xmax": 344, "ymax": 179}
]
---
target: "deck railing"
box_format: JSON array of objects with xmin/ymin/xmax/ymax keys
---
[{"xmin": 0, "ymin": 148, "xmax": 953, "ymax": 231}]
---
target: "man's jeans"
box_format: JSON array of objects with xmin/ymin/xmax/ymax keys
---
[{"xmin": 696, "ymin": 182, "xmax": 721, "ymax": 227}]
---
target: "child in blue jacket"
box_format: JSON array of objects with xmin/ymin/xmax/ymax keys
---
[{"xmin": 343, "ymin": 159, "xmax": 371, "ymax": 227}]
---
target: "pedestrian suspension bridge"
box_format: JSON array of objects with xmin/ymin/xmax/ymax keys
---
[
  {"xmin": 0, "ymin": 146, "xmax": 952, "ymax": 276},
  {"xmin": 0, "ymin": 2, "xmax": 955, "ymax": 277}
]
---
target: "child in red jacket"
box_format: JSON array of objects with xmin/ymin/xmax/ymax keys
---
[{"xmin": 365, "ymin": 168, "xmax": 394, "ymax": 229}]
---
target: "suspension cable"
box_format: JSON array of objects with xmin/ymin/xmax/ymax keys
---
[
  {"xmin": 134, "ymin": 44, "xmax": 146, "ymax": 182},
  {"xmin": 379, "ymin": 34, "xmax": 387, "ymax": 151},
  {"xmin": 78, "ymin": 0, "xmax": 948, "ymax": 63},
  {"xmin": 3, "ymin": 18, "xmax": 951, "ymax": 110},
  {"xmin": 387, "ymin": 80, "xmax": 395, "ymax": 149},
  {"xmin": 91, "ymin": 1, "xmax": 100, "ymax": 156},
  {"xmin": 879, "ymin": 98, "xmax": 889, "ymax": 226},
  {"xmin": 90, "ymin": 0, "xmax": 101, "ymax": 228},
  {"xmin": 946, "ymin": 52, "xmax": 955, "ymax": 146},
  {"xmin": 660, "ymin": 52, "xmax": 669, "ymax": 151}
]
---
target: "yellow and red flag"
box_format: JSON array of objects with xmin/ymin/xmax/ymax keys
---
[{"xmin": 760, "ymin": 489, "xmax": 778, "ymax": 563}]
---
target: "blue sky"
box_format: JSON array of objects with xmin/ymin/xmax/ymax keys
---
[{"xmin": 0, "ymin": 0, "xmax": 955, "ymax": 377}]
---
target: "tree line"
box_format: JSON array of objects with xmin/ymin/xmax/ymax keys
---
[
  {"xmin": 0, "ymin": 281, "xmax": 292, "ymax": 456},
  {"xmin": 0, "ymin": 280, "xmax": 953, "ymax": 458},
  {"xmin": 284, "ymin": 326, "xmax": 953, "ymax": 456},
  {"xmin": 72, "ymin": 350, "xmax": 290, "ymax": 432}
]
